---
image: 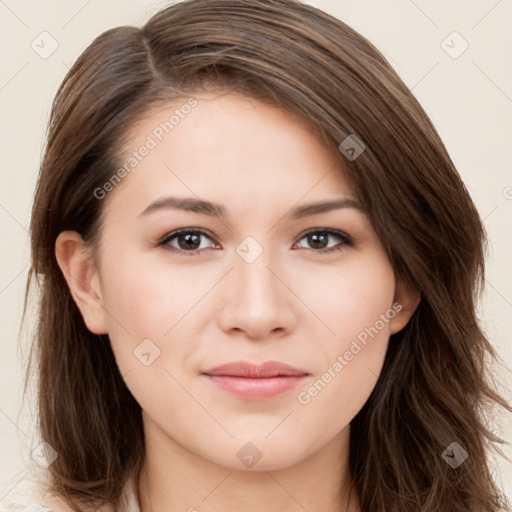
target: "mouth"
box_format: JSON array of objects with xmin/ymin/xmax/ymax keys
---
[{"xmin": 201, "ymin": 360, "xmax": 310, "ymax": 399}]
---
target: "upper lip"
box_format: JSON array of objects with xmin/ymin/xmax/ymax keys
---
[{"xmin": 202, "ymin": 360, "xmax": 309, "ymax": 378}]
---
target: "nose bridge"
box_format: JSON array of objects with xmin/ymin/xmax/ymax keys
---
[
  {"xmin": 234, "ymin": 235, "xmax": 281, "ymax": 303},
  {"xmin": 218, "ymin": 234, "xmax": 295, "ymax": 338}
]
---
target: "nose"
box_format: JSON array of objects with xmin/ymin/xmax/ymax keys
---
[{"xmin": 217, "ymin": 247, "xmax": 297, "ymax": 341}]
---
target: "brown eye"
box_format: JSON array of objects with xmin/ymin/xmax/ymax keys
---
[
  {"xmin": 294, "ymin": 229, "xmax": 353, "ymax": 253},
  {"xmin": 157, "ymin": 228, "xmax": 353, "ymax": 256},
  {"xmin": 173, "ymin": 232, "xmax": 202, "ymax": 250},
  {"xmin": 158, "ymin": 229, "xmax": 217, "ymax": 255}
]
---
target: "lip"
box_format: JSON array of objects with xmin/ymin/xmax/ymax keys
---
[
  {"xmin": 202, "ymin": 361, "xmax": 310, "ymax": 399},
  {"xmin": 203, "ymin": 360, "xmax": 309, "ymax": 378}
]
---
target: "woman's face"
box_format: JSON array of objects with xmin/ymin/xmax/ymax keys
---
[{"xmin": 58, "ymin": 91, "xmax": 417, "ymax": 471}]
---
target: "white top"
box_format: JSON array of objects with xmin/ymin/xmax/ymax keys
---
[
  {"xmin": 0, "ymin": 506, "xmax": 51, "ymax": 512},
  {"xmin": 0, "ymin": 474, "xmax": 140, "ymax": 512}
]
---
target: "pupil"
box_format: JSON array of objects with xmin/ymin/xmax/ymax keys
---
[
  {"xmin": 181, "ymin": 233, "xmax": 200, "ymax": 250},
  {"xmin": 176, "ymin": 232, "xmax": 330, "ymax": 251},
  {"xmin": 309, "ymin": 232, "xmax": 327, "ymax": 249}
]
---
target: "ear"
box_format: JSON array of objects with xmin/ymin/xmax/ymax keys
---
[
  {"xmin": 55, "ymin": 230, "xmax": 108, "ymax": 335},
  {"xmin": 389, "ymin": 278, "xmax": 421, "ymax": 335}
]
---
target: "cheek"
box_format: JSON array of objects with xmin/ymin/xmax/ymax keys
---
[
  {"xmin": 297, "ymin": 248, "xmax": 396, "ymax": 344},
  {"xmin": 99, "ymin": 249, "xmax": 201, "ymax": 369},
  {"xmin": 292, "ymin": 250, "xmax": 395, "ymax": 421},
  {"xmin": 99, "ymin": 253, "xmax": 204, "ymax": 415}
]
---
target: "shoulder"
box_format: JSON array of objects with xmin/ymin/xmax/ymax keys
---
[
  {"xmin": 12, "ymin": 476, "xmax": 136, "ymax": 512},
  {"xmin": 0, "ymin": 504, "xmax": 54, "ymax": 512},
  {"xmin": 0, "ymin": 494, "xmax": 73, "ymax": 512},
  {"xmin": 37, "ymin": 495, "xmax": 109, "ymax": 512},
  {"xmin": 2, "ymin": 496, "xmax": 100, "ymax": 512},
  {"xmin": 38, "ymin": 497, "xmax": 74, "ymax": 512},
  {"xmin": 1, "ymin": 490, "xmax": 115, "ymax": 512},
  {"xmin": 38, "ymin": 495, "xmax": 113, "ymax": 512}
]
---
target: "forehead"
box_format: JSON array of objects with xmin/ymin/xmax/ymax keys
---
[
  {"xmin": 121, "ymin": 91, "xmax": 337, "ymax": 163},
  {"xmin": 103, "ymin": 92, "xmax": 356, "ymax": 220}
]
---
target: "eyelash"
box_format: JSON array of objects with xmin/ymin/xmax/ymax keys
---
[{"xmin": 156, "ymin": 228, "xmax": 354, "ymax": 256}]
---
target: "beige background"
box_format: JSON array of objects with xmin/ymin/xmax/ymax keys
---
[{"xmin": 1, "ymin": 0, "xmax": 511, "ymax": 506}]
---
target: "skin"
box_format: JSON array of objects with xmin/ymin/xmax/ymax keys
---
[{"xmin": 55, "ymin": 91, "xmax": 419, "ymax": 512}]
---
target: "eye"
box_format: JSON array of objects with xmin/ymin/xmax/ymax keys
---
[
  {"xmin": 157, "ymin": 228, "xmax": 218, "ymax": 255},
  {"xmin": 293, "ymin": 229, "xmax": 353, "ymax": 254},
  {"xmin": 157, "ymin": 228, "xmax": 353, "ymax": 256}
]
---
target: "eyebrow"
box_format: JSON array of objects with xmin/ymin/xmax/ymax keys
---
[{"xmin": 138, "ymin": 196, "xmax": 365, "ymax": 220}]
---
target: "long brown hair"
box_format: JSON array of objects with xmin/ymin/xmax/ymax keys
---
[{"xmin": 22, "ymin": 0, "xmax": 512, "ymax": 511}]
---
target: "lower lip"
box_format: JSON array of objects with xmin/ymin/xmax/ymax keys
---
[{"xmin": 203, "ymin": 374, "xmax": 308, "ymax": 399}]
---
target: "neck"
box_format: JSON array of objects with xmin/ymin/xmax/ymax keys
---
[{"xmin": 137, "ymin": 417, "xmax": 359, "ymax": 512}]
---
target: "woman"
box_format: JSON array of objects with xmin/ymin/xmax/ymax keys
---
[{"xmin": 6, "ymin": 0, "xmax": 511, "ymax": 511}]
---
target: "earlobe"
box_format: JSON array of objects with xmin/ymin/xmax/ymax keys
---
[
  {"xmin": 389, "ymin": 279, "xmax": 421, "ymax": 335},
  {"xmin": 55, "ymin": 230, "xmax": 108, "ymax": 335}
]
